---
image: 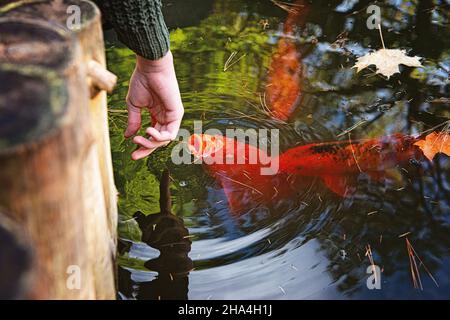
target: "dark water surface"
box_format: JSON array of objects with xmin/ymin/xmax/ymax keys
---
[{"xmin": 106, "ymin": 0, "xmax": 450, "ymax": 299}]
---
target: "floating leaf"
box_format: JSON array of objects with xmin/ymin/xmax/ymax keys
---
[
  {"xmin": 414, "ymin": 132, "xmax": 450, "ymax": 161},
  {"xmin": 353, "ymin": 49, "xmax": 422, "ymax": 79}
]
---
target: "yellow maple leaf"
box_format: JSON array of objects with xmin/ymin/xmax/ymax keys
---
[{"xmin": 414, "ymin": 132, "xmax": 450, "ymax": 161}]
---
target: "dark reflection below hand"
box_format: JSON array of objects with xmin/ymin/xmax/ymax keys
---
[{"xmin": 133, "ymin": 170, "xmax": 193, "ymax": 300}]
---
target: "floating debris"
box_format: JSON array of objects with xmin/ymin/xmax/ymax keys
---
[
  {"xmin": 272, "ymin": 186, "xmax": 279, "ymax": 200},
  {"xmin": 224, "ymin": 51, "xmax": 247, "ymax": 72},
  {"xmin": 365, "ymin": 244, "xmax": 378, "ymax": 284},
  {"xmin": 270, "ymin": 0, "xmax": 303, "ymax": 14},
  {"xmin": 259, "ymin": 19, "xmax": 270, "ymax": 30},
  {"xmin": 179, "ymin": 181, "xmax": 188, "ymax": 187},
  {"xmin": 400, "ymin": 168, "xmax": 409, "ymax": 174},
  {"xmin": 398, "ymin": 232, "xmax": 412, "ymax": 238},
  {"xmin": 405, "ymin": 237, "xmax": 439, "ymax": 290},
  {"xmin": 215, "ymin": 172, "xmax": 264, "ymax": 195},
  {"xmin": 349, "ymin": 133, "xmax": 363, "ymax": 173},
  {"xmin": 337, "ymin": 120, "xmax": 367, "ymax": 138},
  {"xmin": 278, "ymin": 285, "xmax": 286, "ymax": 295}
]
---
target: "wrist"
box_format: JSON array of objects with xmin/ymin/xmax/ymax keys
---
[{"xmin": 136, "ymin": 51, "xmax": 173, "ymax": 74}]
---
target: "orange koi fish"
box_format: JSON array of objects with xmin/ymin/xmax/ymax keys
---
[
  {"xmin": 265, "ymin": 0, "xmax": 309, "ymax": 121},
  {"xmin": 188, "ymin": 134, "xmax": 302, "ymax": 214},
  {"xmin": 187, "ymin": 133, "xmax": 446, "ymax": 213},
  {"xmin": 278, "ymin": 134, "xmax": 424, "ymax": 196}
]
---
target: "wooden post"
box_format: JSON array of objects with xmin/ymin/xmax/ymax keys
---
[
  {"xmin": 0, "ymin": 212, "xmax": 32, "ymax": 300},
  {"xmin": 1, "ymin": 0, "xmax": 119, "ymax": 265},
  {"xmin": 0, "ymin": 17, "xmax": 115, "ymax": 299},
  {"xmin": 0, "ymin": 63, "xmax": 98, "ymax": 299},
  {"xmin": 72, "ymin": 1, "xmax": 119, "ymax": 251}
]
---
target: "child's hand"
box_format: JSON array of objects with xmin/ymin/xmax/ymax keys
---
[{"xmin": 125, "ymin": 51, "xmax": 184, "ymax": 160}]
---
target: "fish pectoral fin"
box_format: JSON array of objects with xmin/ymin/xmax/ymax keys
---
[
  {"xmin": 221, "ymin": 179, "xmax": 261, "ymax": 216},
  {"xmin": 321, "ymin": 175, "xmax": 357, "ymax": 197}
]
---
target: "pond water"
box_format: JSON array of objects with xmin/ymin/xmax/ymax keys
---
[{"xmin": 106, "ymin": 0, "xmax": 450, "ymax": 299}]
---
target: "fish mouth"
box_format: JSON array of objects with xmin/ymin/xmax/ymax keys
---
[{"xmin": 188, "ymin": 134, "xmax": 224, "ymax": 158}]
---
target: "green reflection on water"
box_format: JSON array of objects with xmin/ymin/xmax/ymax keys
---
[{"xmin": 107, "ymin": 0, "xmax": 450, "ymax": 299}]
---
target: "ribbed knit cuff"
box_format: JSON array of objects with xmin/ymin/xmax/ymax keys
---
[
  {"xmin": 98, "ymin": 0, "xmax": 170, "ymax": 60},
  {"xmin": 116, "ymin": 4, "xmax": 170, "ymax": 60}
]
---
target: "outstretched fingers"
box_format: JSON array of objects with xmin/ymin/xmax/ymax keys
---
[
  {"xmin": 133, "ymin": 135, "xmax": 170, "ymax": 150},
  {"xmin": 131, "ymin": 146, "xmax": 156, "ymax": 161},
  {"xmin": 124, "ymin": 101, "xmax": 142, "ymax": 138}
]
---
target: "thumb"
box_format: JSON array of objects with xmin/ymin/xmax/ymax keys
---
[{"xmin": 125, "ymin": 101, "xmax": 142, "ymax": 138}]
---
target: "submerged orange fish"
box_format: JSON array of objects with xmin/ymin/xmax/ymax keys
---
[
  {"xmin": 265, "ymin": 0, "xmax": 309, "ymax": 121},
  {"xmin": 278, "ymin": 134, "xmax": 423, "ymax": 196},
  {"xmin": 188, "ymin": 134, "xmax": 301, "ymax": 214},
  {"xmin": 187, "ymin": 133, "xmax": 440, "ymax": 214}
]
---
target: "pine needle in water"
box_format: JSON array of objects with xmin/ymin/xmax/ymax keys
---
[
  {"xmin": 270, "ymin": 0, "xmax": 303, "ymax": 14},
  {"xmin": 348, "ymin": 133, "xmax": 363, "ymax": 173},
  {"xmin": 337, "ymin": 120, "xmax": 367, "ymax": 138},
  {"xmin": 224, "ymin": 51, "xmax": 247, "ymax": 72},
  {"xmin": 405, "ymin": 237, "xmax": 439, "ymax": 289},
  {"xmin": 215, "ymin": 172, "xmax": 264, "ymax": 195},
  {"xmin": 365, "ymin": 244, "xmax": 378, "ymax": 284}
]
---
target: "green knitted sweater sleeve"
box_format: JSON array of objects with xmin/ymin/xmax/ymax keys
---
[{"xmin": 95, "ymin": 0, "xmax": 170, "ymax": 60}]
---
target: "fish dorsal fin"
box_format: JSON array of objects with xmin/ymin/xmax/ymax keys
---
[{"xmin": 321, "ymin": 175, "xmax": 357, "ymax": 197}]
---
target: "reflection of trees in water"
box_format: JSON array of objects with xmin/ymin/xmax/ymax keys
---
[
  {"xmin": 325, "ymin": 159, "xmax": 449, "ymax": 296},
  {"xmin": 133, "ymin": 209, "xmax": 193, "ymax": 300},
  {"xmin": 171, "ymin": 0, "xmax": 449, "ymax": 297},
  {"xmin": 119, "ymin": 170, "xmax": 193, "ymax": 300},
  {"xmin": 113, "ymin": 0, "xmax": 449, "ymax": 298},
  {"xmin": 166, "ymin": 0, "xmax": 448, "ymax": 139},
  {"xmin": 200, "ymin": 0, "xmax": 449, "ymax": 296},
  {"xmin": 297, "ymin": 0, "xmax": 448, "ymax": 137},
  {"xmin": 279, "ymin": 0, "xmax": 449, "ymax": 296}
]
